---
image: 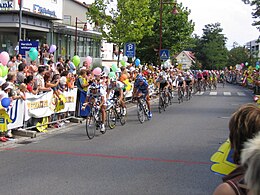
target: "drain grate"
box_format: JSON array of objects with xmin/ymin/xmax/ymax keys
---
[{"xmin": 18, "ymin": 140, "xmax": 34, "ymax": 145}]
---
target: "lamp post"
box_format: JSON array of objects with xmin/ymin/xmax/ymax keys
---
[
  {"xmin": 18, "ymin": 0, "xmax": 23, "ymax": 42},
  {"xmin": 74, "ymin": 17, "xmax": 88, "ymax": 55},
  {"xmin": 159, "ymin": 0, "xmax": 178, "ymax": 54}
]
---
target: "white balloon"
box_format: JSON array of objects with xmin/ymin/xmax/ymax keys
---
[
  {"xmin": 104, "ymin": 66, "xmax": 110, "ymax": 74},
  {"xmin": 123, "ymin": 56, "xmax": 128, "ymax": 62}
]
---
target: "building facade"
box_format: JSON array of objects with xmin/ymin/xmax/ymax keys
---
[
  {"xmin": 175, "ymin": 51, "xmax": 195, "ymax": 70},
  {"xmin": 0, "ymin": 0, "xmax": 101, "ymax": 62},
  {"xmin": 245, "ymin": 39, "xmax": 260, "ymax": 59}
]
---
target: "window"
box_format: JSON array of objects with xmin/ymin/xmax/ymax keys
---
[{"xmin": 63, "ymin": 15, "xmax": 71, "ymax": 25}]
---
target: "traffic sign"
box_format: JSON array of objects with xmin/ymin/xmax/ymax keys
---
[
  {"xmin": 19, "ymin": 41, "xmax": 39, "ymax": 58},
  {"xmin": 124, "ymin": 43, "xmax": 135, "ymax": 58},
  {"xmin": 160, "ymin": 49, "xmax": 170, "ymax": 60}
]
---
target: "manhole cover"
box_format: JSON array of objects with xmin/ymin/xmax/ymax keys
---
[{"xmin": 18, "ymin": 140, "xmax": 34, "ymax": 145}]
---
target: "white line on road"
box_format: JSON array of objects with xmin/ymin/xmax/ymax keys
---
[
  {"xmin": 195, "ymin": 92, "xmax": 204, "ymax": 96},
  {"xmin": 223, "ymin": 92, "xmax": 231, "ymax": 96},
  {"xmin": 209, "ymin": 92, "xmax": 217, "ymax": 96},
  {"xmin": 237, "ymin": 92, "xmax": 246, "ymax": 96}
]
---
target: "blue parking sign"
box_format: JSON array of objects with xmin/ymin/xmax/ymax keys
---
[{"xmin": 124, "ymin": 43, "xmax": 135, "ymax": 58}]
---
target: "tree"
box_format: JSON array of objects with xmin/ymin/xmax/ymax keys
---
[
  {"xmin": 228, "ymin": 46, "xmax": 250, "ymax": 67},
  {"xmin": 87, "ymin": 0, "xmax": 155, "ymax": 64},
  {"xmin": 136, "ymin": 1, "xmax": 195, "ymax": 65},
  {"xmin": 194, "ymin": 23, "xmax": 228, "ymax": 70},
  {"xmin": 242, "ymin": 0, "xmax": 260, "ymax": 31}
]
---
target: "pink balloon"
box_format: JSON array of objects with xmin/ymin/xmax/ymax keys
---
[
  {"xmin": 86, "ymin": 56, "xmax": 92, "ymax": 65},
  {"xmin": 0, "ymin": 51, "xmax": 10, "ymax": 66},
  {"xmin": 93, "ymin": 67, "xmax": 102, "ymax": 76}
]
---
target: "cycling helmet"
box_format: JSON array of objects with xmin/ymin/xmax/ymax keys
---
[
  {"xmin": 89, "ymin": 83, "xmax": 98, "ymax": 90},
  {"xmin": 159, "ymin": 72, "xmax": 164, "ymax": 77}
]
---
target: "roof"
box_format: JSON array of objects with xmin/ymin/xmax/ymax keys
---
[
  {"xmin": 176, "ymin": 51, "xmax": 196, "ymax": 63},
  {"xmin": 71, "ymin": 0, "xmax": 90, "ymax": 8}
]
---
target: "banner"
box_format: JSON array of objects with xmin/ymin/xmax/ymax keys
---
[{"xmin": 7, "ymin": 99, "xmax": 25, "ymax": 130}]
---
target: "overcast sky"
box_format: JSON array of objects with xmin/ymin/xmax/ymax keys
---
[{"xmin": 180, "ymin": 0, "xmax": 259, "ymax": 49}]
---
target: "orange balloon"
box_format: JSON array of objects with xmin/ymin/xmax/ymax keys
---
[{"xmin": 120, "ymin": 74, "xmax": 127, "ymax": 82}]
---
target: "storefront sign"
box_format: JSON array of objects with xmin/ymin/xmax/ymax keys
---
[
  {"xmin": 19, "ymin": 41, "xmax": 39, "ymax": 58},
  {"xmin": 33, "ymin": 4, "xmax": 56, "ymax": 17},
  {"xmin": 0, "ymin": 1, "xmax": 13, "ymax": 8}
]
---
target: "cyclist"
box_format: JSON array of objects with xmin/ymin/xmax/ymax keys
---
[
  {"xmin": 107, "ymin": 77, "xmax": 127, "ymax": 115},
  {"xmin": 83, "ymin": 81, "xmax": 107, "ymax": 133},
  {"xmin": 133, "ymin": 75, "xmax": 152, "ymax": 119},
  {"xmin": 156, "ymin": 72, "xmax": 170, "ymax": 103},
  {"xmin": 176, "ymin": 73, "xmax": 185, "ymax": 100},
  {"xmin": 184, "ymin": 72, "xmax": 193, "ymax": 97}
]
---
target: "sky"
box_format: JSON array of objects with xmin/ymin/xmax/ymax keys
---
[{"xmin": 180, "ymin": 0, "xmax": 259, "ymax": 49}]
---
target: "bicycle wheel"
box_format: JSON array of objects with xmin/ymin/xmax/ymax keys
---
[
  {"xmin": 137, "ymin": 103, "xmax": 145, "ymax": 123},
  {"xmin": 107, "ymin": 108, "xmax": 116, "ymax": 129},
  {"xmin": 86, "ymin": 116, "xmax": 96, "ymax": 139},
  {"xmin": 119, "ymin": 107, "xmax": 127, "ymax": 126}
]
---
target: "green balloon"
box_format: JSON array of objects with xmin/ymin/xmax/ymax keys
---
[
  {"xmin": 120, "ymin": 60, "xmax": 126, "ymax": 67},
  {"xmin": 72, "ymin": 55, "xmax": 80, "ymax": 67},
  {"xmin": 0, "ymin": 67, "xmax": 2, "ymax": 77},
  {"xmin": 256, "ymin": 65, "xmax": 260, "ymax": 70},
  {"xmin": 109, "ymin": 72, "xmax": 116, "ymax": 79},
  {"xmin": 29, "ymin": 48, "xmax": 38, "ymax": 61},
  {"xmin": 111, "ymin": 64, "xmax": 117, "ymax": 72},
  {"xmin": 0, "ymin": 65, "xmax": 8, "ymax": 77}
]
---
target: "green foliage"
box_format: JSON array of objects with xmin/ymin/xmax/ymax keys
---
[
  {"xmin": 194, "ymin": 23, "xmax": 228, "ymax": 70},
  {"xmin": 87, "ymin": 0, "xmax": 155, "ymax": 46},
  {"xmin": 242, "ymin": 0, "xmax": 260, "ymax": 31},
  {"xmin": 136, "ymin": 1, "xmax": 195, "ymax": 64},
  {"xmin": 228, "ymin": 46, "xmax": 250, "ymax": 66}
]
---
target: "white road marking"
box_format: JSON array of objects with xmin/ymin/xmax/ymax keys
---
[
  {"xmin": 209, "ymin": 92, "xmax": 217, "ymax": 96},
  {"xmin": 223, "ymin": 92, "xmax": 231, "ymax": 96},
  {"xmin": 237, "ymin": 92, "xmax": 246, "ymax": 96},
  {"xmin": 195, "ymin": 92, "xmax": 204, "ymax": 96}
]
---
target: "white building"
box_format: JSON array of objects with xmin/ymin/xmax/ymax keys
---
[
  {"xmin": 175, "ymin": 51, "xmax": 196, "ymax": 70},
  {"xmin": 245, "ymin": 39, "xmax": 260, "ymax": 59}
]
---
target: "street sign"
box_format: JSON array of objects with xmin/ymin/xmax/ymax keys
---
[
  {"xmin": 124, "ymin": 43, "xmax": 135, "ymax": 58},
  {"xmin": 19, "ymin": 41, "xmax": 39, "ymax": 58},
  {"xmin": 160, "ymin": 49, "xmax": 170, "ymax": 60}
]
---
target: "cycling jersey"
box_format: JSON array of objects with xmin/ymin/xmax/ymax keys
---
[
  {"xmin": 87, "ymin": 83, "xmax": 106, "ymax": 103},
  {"xmin": 156, "ymin": 78, "xmax": 168, "ymax": 90},
  {"xmin": 134, "ymin": 78, "xmax": 149, "ymax": 95},
  {"xmin": 176, "ymin": 77, "xmax": 184, "ymax": 86}
]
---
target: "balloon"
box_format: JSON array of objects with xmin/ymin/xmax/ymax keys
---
[
  {"xmin": 109, "ymin": 72, "xmax": 116, "ymax": 79},
  {"xmin": 1, "ymin": 97, "xmax": 10, "ymax": 108},
  {"xmin": 245, "ymin": 62, "xmax": 249, "ymax": 66},
  {"xmin": 93, "ymin": 67, "xmax": 102, "ymax": 76},
  {"xmin": 49, "ymin": 45, "xmax": 57, "ymax": 53},
  {"xmin": 103, "ymin": 66, "xmax": 110, "ymax": 74},
  {"xmin": 72, "ymin": 55, "xmax": 80, "ymax": 67},
  {"xmin": 121, "ymin": 60, "xmax": 126, "ymax": 67},
  {"xmin": 86, "ymin": 56, "xmax": 92, "ymax": 65},
  {"xmin": 111, "ymin": 64, "xmax": 117, "ymax": 72},
  {"xmin": 123, "ymin": 56, "xmax": 128, "ymax": 62},
  {"xmin": 0, "ymin": 67, "xmax": 2, "ymax": 77},
  {"xmin": 256, "ymin": 65, "xmax": 260, "ymax": 70},
  {"xmin": 0, "ymin": 65, "xmax": 8, "ymax": 77},
  {"xmin": 135, "ymin": 59, "xmax": 140, "ymax": 66},
  {"xmin": 0, "ymin": 51, "xmax": 10, "ymax": 66},
  {"xmin": 120, "ymin": 74, "xmax": 127, "ymax": 82},
  {"xmin": 29, "ymin": 48, "xmax": 38, "ymax": 61}
]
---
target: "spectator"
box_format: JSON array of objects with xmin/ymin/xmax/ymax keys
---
[
  {"xmin": 7, "ymin": 55, "xmax": 17, "ymax": 72},
  {"xmin": 35, "ymin": 66, "xmax": 51, "ymax": 93},
  {"xmin": 28, "ymin": 60, "xmax": 38, "ymax": 76},
  {"xmin": 213, "ymin": 104, "xmax": 260, "ymax": 195},
  {"xmin": 241, "ymin": 133, "xmax": 260, "ymax": 195},
  {"xmin": 16, "ymin": 63, "xmax": 26, "ymax": 84},
  {"xmin": 24, "ymin": 75, "xmax": 38, "ymax": 95}
]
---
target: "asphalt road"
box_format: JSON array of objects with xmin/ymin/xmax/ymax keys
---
[{"xmin": 0, "ymin": 83, "xmax": 253, "ymax": 195}]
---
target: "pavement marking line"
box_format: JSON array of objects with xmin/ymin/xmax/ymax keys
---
[
  {"xmin": 237, "ymin": 92, "xmax": 246, "ymax": 96},
  {"xmin": 209, "ymin": 92, "xmax": 217, "ymax": 96},
  {"xmin": 3, "ymin": 148, "xmax": 211, "ymax": 166},
  {"xmin": 195, "ymin": 92, "xmax": 204, "ymax": 96},
  {"xmin": 223, "ymin": 92, "xmax": 231, "ymax": 96}
]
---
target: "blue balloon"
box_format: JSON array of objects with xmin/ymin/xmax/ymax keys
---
[
  {"xmin": 1, "ymin": 97, "xmax": 10, "ymax": 108},
  {"xmin": 135, "ymin": 59, "xmax": 140, "ymax": 66}
]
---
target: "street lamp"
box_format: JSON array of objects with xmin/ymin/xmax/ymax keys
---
[
  {"xmin": 74, "ymin": 17, "xmax": 88, "ymax": 55},
  {"xmin": 159, "ymin": 0, "xmax": 178, "ymax": 54}
]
